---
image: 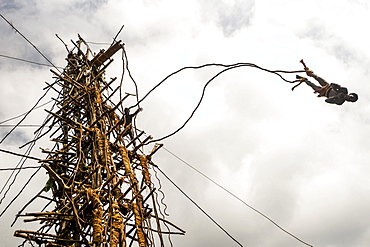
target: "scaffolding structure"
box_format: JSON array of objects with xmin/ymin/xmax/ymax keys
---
[{"xmin": 14, "ymin": 37, "xmax": 184, "ymax": 246}]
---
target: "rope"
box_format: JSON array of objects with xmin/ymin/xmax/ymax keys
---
[
  {"xmin": 0, "ymin": 87, "xmax": 51, "ymax": 144},
  {"xmin": 135, "ymin": 62, "xmax": 303, "ymax": 108},
  {"xmin": 143, "ymin": 63, "xmax": 303, "ymax": 144},
  {"xmin": 0, "ymin": 166, "xmax": 41, "ymax": 171},
  {"xmin": 162, "ymin": 146, "xmax": 314, "ymax": 247},
  {"xmin": 0, "ymin": 134, "xmax": 41, "ymax": 205},
  {"xmin": 0, "ymin": 54, "xmax": 64, "ymax": 69},
  {"xmin": 0, "ymin": 14, "xmax": 61, "ymax": 73},
  {"xmin": 155, "ymin": 166, "xmax": 244, "ymax": 247},
  {"xmin": 123, "ymin": 47, "xmax": 140, "ymax": 108},
  {"xmin": 0, "ymin": 167, "xmax": 42, "ymax": 217},
  {"xmin": 0, "ymin": 125, "xmax": 54, "ymax": 128},
  {"xmin": 0, "ymin": 149, "xmax": 40, "ymax": 161},
  {"xmin": 0, "ymin": 100, "xmax": 53, "ymax": 125},
  {"xmin": 0, "ymin": 99, "xmax": 54, "ymax": 208}
]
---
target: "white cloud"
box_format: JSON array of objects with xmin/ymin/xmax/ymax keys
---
[
  {"xmin": 0, "ymin": 0, "xmax": 370, "ymax": 246},
  {"xmin": 199, "ymin": 0, "xmax": 255, "ymax": 37}
]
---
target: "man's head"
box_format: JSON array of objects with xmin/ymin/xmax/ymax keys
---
[{"xmin": 345, "ymin": 93, "xmax": 358, "ymax": 102}]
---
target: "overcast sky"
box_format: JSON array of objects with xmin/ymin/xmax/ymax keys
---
[{"xmin": 1, "ymin": 0, "xmax": 370, "ymax": 246}]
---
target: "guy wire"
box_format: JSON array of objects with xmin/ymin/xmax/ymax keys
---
[
  {"xmin": 162, "ymin": 146, "xmax": 314, "ymax": 247},
  {"xmin": 155, "ymin": 166, "xmax": 244, "ymax": 247}
]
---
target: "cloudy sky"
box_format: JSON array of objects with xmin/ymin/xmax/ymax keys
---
[{"xmin": 1, "ymin": 0, "xmax": 370, "ymax": 246}]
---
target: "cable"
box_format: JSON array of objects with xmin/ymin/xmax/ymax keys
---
[
  {"xmin": 0, "ymin": 86, "xmax": 51, "ymax": 144},
  {"xmin": 0, "ymin": 167, "xmax": 42, "ymax": 217},
  {"xmin": 0, "ymin": 133, "xmax": 45, "ymax": 215},
  {"xmin": 0, "ymin": 14, "xmax": 61, "ymax": 73},
  {"xmin": 0, "ymin": 97, "xmax": 56, "ymax": 201},
  {"xmin": 0, "ymin": 100, "xmax": 53, "ymax": 125},
  {"xmin": 0, "ymin": 149, "xmax": 41, "ymax": 161},
  {"xmin": 0, "ymin": 166, "xmax": 40, "ymax": 171},
  {"xmin": 0, "ymin": 98, "xmax": 55, "ymax": 206},
  {"xmin": 161, "ymin": 147, "xmax": 314, "ymax": 247},
  {"xmin": 0, "ymin": 125, "xmax": 55, "ymax": 128},
  {"xmin": 0, "ymin": 54, "xmax": 64, "ymax": 69},
  {"xmin": 0, "ymin": 130, "xmax": 42, "ymax": 205},
  {"xmin": 155, "ymin": 166, "xmax": 244, "ymax": 247}
]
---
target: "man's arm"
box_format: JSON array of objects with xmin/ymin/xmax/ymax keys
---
[
  {"xmin": 132, "ymin": 107, "xmax": 142, "ymax": 116},
  {"xmin": 331, "ymin": 83, "xmax": 348, "ymax": 94},
  {"xmin": 325, "ymin": 95, "xmax": 345, "ymax": 105}
]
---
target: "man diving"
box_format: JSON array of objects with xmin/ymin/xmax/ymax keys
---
[{"xmin": 296, "ymin": 59, "xmax": 358, "ymax": 105}]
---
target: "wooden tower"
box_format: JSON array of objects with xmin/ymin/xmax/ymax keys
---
[{"xmin": 14, "ymin": 37, "xmax": 184, "ymax": 246}]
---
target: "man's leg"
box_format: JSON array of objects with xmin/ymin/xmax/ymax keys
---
[
  {"xmin": 305, "ymin": 79, "xmax": 321, "ymax": 92},
  {"xmin": 311, "ymin": 73, "xmax": 329, "ymax": 87},
  {"xmin": 296, "ymin": 75, "xmax": 321, "ymax": 92}
]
